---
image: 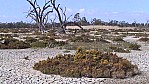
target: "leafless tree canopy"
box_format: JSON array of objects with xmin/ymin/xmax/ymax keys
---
[
  {"xmin": 27, "ymin": 0, "xmax": 83, "ymax": 33},
  {"xmin": 50, "ymin": 0, "xmax": 83, "ymax": 33},
  {"xmin": 27, "ymin": 0, "xmax": 53, "ymax": 32}
]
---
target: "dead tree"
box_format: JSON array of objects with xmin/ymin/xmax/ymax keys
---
[
  {"xmin": 50, "ymin": 0, "xmax": 83, "ymax": 33},
  {"xmin": 27, "ymin": 0, "xmax": 53, "ymax": 32},
  {"xmin": 49, "ymin": 14, "xmax": 57, "ymax": 31}
]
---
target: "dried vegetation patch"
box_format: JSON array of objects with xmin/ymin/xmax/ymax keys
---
[{"xmin": 33, "ymin": 47, "xmax": 140, "ymax": 78}]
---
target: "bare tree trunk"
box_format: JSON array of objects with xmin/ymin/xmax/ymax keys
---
[{"xmin": 37, "ymin": 23, "xmax": 41, "ymax": 32}]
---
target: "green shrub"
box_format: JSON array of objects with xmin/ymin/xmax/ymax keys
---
[
  {"xmin": 69, "ymin": 35, "xmax": 93, "ymax": 42},
  {"xmin": 1, "ymin": 38, "xmax": 18, "ymax": 45},
  {"xmin": 8, "ymin": 41, "xmax": 30, "ymax": 49},
  {"xmin": 25, "ymin": 37, "xmax": 37, "ymax": 43},
  {"xmin": 139, "ymin": 37, "xmax": 149, "ymax": 42},
  {"xmin": 48, "ymin": 39, "xmax": 67, "ymax": 48},
  {"xmin": 0, "ymin": 44, "xmax": 7, "ymax": 49},
  {"xmin": 129, "ymin": 43, "xmax": 141, "ymax": 50},
  {"xmin": 38, "ymin": 36, "xmax": 49, "ymax": 41},
  {"xmin": 109, "ymin": 46, "xmax": 130, "ymax": 53},
  {"xmin": 33, "ymin": 47, "xmax": 140, "ymax": 79},
  {"xmin": 33, "ymin": 32, "xmax": 42, "ymax": 35},
  {"xmin": 0, "ymin": 38, "xmax": 30, "ymax": 49},
  {"xmin": 31, "ymin": 41, "xmax": 48, "ymax": 48},
  {"xmin": 63, "ymin": 44, "xmax": 78, "ymax": 50},
  {"xmin": 113, "ymin": 37, "xmax": 124, "ymax": 41}
]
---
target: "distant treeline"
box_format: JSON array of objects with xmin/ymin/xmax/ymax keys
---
[
  {"xmin": 0, "ymin": 21, "xmax": 37, "ymax": 28},
  {"xmin": 0, "ymin": 21, "xmax": 61, "ymax": 28},
  {"xmin": 0, "ymin": 19, "xmax": 149, "ymax": 28}
]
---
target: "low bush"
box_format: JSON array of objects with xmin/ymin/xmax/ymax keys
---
[
  {"xmin": 69, "ymin": 35, "xmax": 93, "ymax": 42},
  {"xmin": 63, "ymin": 44, "xmax": 78, "ymax": 50},
  {"xmin": 25, "ymin": 37, "xmax": 37, "ymax": 43},
  {"xmin": 38, "ymin": 36, "xmax": 49, "ymax": 41},
  {"xmin": 49, "ymin": 41, "xmax": 67, "ymax": 48},
  {"xmin": 31, "ymin": 41, "xmax": 48, "ymax": 48},
  {"xmin": 33, "ymin": 32, "xmax": 42, "ymax": 35},
  {"xmin": 33, "ymin": 47, "xmax": 140, "ymax": 78},
  {"xmin": 109, "ymin": 46, "xmax": 130, "ymax": 53},
  {"xmin": 113, "ymin": 37, "xmax": 124, "ymax": 41},
  {"xmin": 129, "ymin": 43, "xmax": 141, "ymax": 50},
  {"xmin": 0, "ymin": 38, "xmax": 30, "ymax": 49},
  {"xmin": 8, "ymin": 41, "xmax": 30, "ymax": 49},
  {"xmin": 138, "ymin": 37, "xmax": 149, "ymax": 42}
]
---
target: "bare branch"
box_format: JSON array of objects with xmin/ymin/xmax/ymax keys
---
[
  {"xmin": 57, "ymin": 4, "xmax": 60, "ymax": 9},
  {"xmin": 67, "ymin": 14, "xmax": 73, "ymax": 21},
  {"xmin": 59, "ymin": 7, "xmax": 67, "ymax": 22},
  {"xmin": 41, "ymin": 1, "xmax": 51, "ymax": 16},
  {"xmin": 27, "ymin": 14, "xmax": 36, "ymax": 21},
  {"xmin": 27, "ymin": 0, "xmax": 39, "ymax": 22},
  {"xmin": 43, "ymin": 9, "xmax": 53, "ymax": 23},
  {"xmin": 50, "ymin": 0, "xmax": 63, "ymax": 24},
  {"xmin": 33, "ymin": 0, "xmax": 37, "ymax": 6},
  {"xmin": 43, "ymin": 15, "xmax": 49, "ymax": 26}
]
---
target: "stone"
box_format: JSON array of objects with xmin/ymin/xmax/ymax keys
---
[{"xmin": 133, "ymin": 65, "xmax": 140, "ymax": 74}]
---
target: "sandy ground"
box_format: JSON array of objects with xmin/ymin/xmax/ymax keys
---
[{"xmin": 66, "ymin": 25, "xmax": 135, "ymax": 30}]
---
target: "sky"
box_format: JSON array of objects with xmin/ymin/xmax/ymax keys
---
[{"xmin": 0, "ymin": 0, "xmax": 149, "ymax": 23}]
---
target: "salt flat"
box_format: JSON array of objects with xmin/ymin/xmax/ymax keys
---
[{"xmin": 0, "ymin": 36, "xmax": 149, "ymax": 84}]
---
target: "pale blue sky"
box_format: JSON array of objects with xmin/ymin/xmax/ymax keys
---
[{"xmin": 0, "ymin": 0, "xmax": 149, "ymax": 23}]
